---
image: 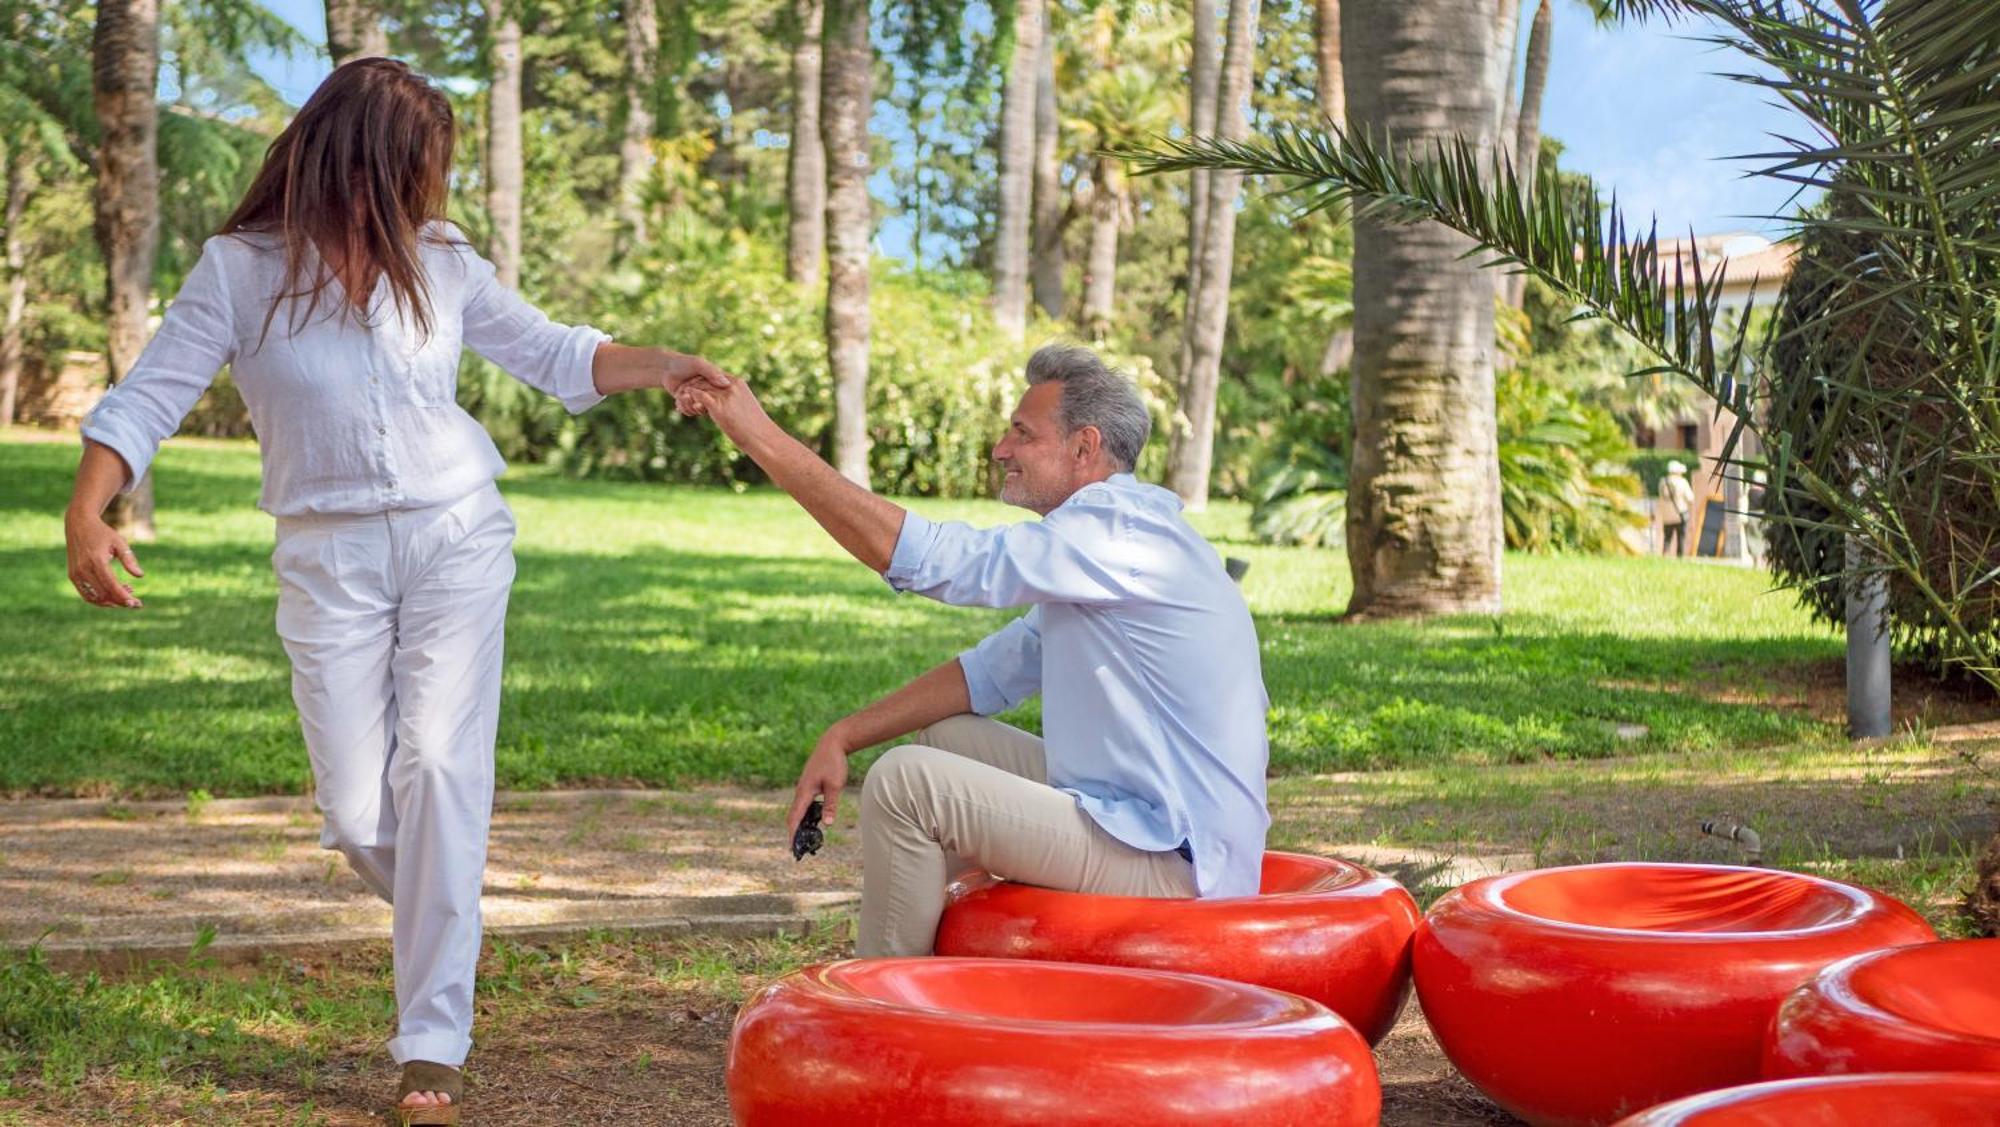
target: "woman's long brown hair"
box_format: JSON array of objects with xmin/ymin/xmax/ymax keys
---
[{"xmin": 220, "ymin": 58, "xmax": 457, "ymax": 348}]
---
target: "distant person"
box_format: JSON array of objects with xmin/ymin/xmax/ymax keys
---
[
  {"xmin": 1659, "ymin": 460, "xmax": 1695, "ymax": 557},
  {"xmin": 679, "ymin": 344, "xmax": 1271, "ymax": 957},
  {"xmin": 60, "ymin": 58, "xmax": 726, "ymax": 1125}
]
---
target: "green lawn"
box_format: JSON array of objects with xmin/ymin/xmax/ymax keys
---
[{"xmin": 2, "ymin": 430, "xmax": 1848, "ymax": 795}]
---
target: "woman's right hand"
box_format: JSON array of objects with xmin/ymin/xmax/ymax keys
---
[{"xmin": 65, "ymin": 509, "xmax": 145, "ymax": 608}]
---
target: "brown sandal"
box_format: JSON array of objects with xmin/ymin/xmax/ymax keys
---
[{"xmin": 391, "ymin": 1060, "xmax": 463, "ymax": 1126}]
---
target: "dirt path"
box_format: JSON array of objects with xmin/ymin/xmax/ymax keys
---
[
  {"xmin": 2, "ymin": 789, "xmax": 863, "ymax": 952},
  {"xmin": 3, "ymin": 741, "xmax": 1990, "ymax": 1124}
]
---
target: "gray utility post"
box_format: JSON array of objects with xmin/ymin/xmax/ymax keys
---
[{"xmin": 1845, "ymin": 535, "xmax": 1892, "ymax": 739}]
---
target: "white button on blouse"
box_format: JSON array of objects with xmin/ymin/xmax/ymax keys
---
[{"xmin": 83, "ymin": 222, "xmax": 609, "ymax": 517}]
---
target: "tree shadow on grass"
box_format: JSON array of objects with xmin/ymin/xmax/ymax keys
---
[
  {"xmin": 0, "ymin": 439, "xmax": 264, "ymax": 521},
  {"xmin": 0, "ymin": 527, "xmax": 1915, "ymax": 794},
  {"xmin": 1272, "ymin": 746, "xmax": 1996, "ymax": 928}
]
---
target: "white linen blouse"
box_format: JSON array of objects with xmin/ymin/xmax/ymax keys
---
[{"xmin": 82, "ymin": 222, "xmax": 608, "ymax": 517}]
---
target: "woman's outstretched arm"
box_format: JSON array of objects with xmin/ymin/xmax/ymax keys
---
[{"xmin": 590, "ymin": 341, "xmax": 728, "ymax": 397}]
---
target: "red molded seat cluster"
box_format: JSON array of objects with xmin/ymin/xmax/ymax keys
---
[{"xmin": 1413, "ymin": 862, "xmax": 1936, "ymax": 1127}]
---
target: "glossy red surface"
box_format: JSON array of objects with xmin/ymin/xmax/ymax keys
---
[
  {"xmin": 1414, "ymin": 863, "xmax": 1936, "ymax": 1127},
  {"xmin": 1612, "ymin": 1072, "xmax": 2000, "ymax": 1126},
  {"xmin": 1763, "ymin": 938, "xmax": 2000, "ymax": 1077},
  {"xmin": 725, "ymin": 957, "xmax": 1379, "ymax": 1126},
  {"xmin": 932, "ymin": 851, "xmax": 1420, "ymax": 1043}
]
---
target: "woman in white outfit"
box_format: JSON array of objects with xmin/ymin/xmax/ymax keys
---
[{"xmin": 60, "ymin": 58, "xmax": 722, "ymax": 1125}]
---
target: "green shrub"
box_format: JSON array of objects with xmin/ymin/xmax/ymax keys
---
[
  {"xmin": 464, "ymin": 237, "xmax": 1169, "ymax": 497},
  {"xmin": 1497, "ymin": 369, "xmax": 1646, "ymax": 555}
]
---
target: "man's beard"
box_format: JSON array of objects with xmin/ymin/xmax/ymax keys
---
[
  {"xmin": 998, "ymin": 471, "xmax": 1028, "ymax": 508},
  {"xmin": 998, "ymin": 465, "xmax": 1046, "ymax": 511}
]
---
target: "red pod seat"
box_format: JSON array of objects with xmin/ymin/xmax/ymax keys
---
[
  {"xmin": 1764, "ymin": 938, "xmax": 2000, "ymax": 1077},
  {"xmin": 933, "ymin": 851, "xmax": 1420, "ymax": 1044},
  {"xmin": 1414, "ymin": 862, "xmax": 1936, "ymax": 1127},
  {"xmin": 726, "ymin": 957, "xmax": 1379, "ymax": 1126},
  {"xmin": 1612, "ymin": 1072, "xmax": 2000, "ymax": 1126}
]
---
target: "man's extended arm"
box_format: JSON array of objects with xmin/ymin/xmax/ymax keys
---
[
  {"xmin": 790, "ymin": 658, "xmax": 973, "ymax": 834},
  {"xmin": 682, "ymin": 379, "xmax": 905, "ymax": 573}
]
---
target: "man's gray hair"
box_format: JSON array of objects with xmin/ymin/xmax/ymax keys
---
[{"xmin": 1024, "ymin": 344, "xmax": 1151, "ymax": 471}]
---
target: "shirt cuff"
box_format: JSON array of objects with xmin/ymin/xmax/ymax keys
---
[
  {"xmin": 80, "ymin": 409, "xmax": 151, "ymax": 493},
  {"xmin": 883, "ymin": 511, "xmax": 937, "ymax": 591},
  {"xmin": 957, "ymin": 646, "xmax": 1010, "ymax": 716},
  {"xmin": 556, "ymin": 326, "xmax": 612, "ymax": 415}
]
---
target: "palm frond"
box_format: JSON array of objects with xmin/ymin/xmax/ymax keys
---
[{"xmin": 1114, "ymin": 126, "xmax": 1760, "ymax": 420}]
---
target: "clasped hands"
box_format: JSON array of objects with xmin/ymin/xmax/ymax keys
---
[{"xmin": 670, "ymin": 365, "xmax": 770, "ymax": 447}]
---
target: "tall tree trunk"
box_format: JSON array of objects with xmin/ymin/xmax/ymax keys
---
[
  {"xmin": 1342, "ymin": 0, "xmax": 1505, "ymax": 618},
  {"xmin": 1314, "ymin": 0, "xmax": 1351, "ymax": 377},
  {"xmin": 821, "ymin": 0, "xmax": 872, "ymax": 485},
  {"xmin": 992, "ymin": 0, "xmax": 1044, "ymax": 338},
  {"xmin": 615, "ymin": 0, "xmax": 659, "ymax": 253},
  {"xmin": 1314, "ymin": 0, "xmax": 1343, "ymax": 131},
  {"xmin": 0, "ymin": 145, "xmax": 32, "ymax": 428},
  {"xmin": 1177, "ymin": 0, "xmax": 1220, "ymax": 382},
  {"xmin": 785, "ymin": 0, "xmax": 826, "ymax": 287},
  {"xmin": 1497, "ymin": 0, "xmax": 1523, "ymax": 145},
  {"xmin": 1505, "ymin": 0, "xmax": 1553, "ymax": 308},
  {"xmin": 325, "ymin": 0, "xmax": 388, "ymax": 66},
  {"xmin": 486, "ymin": 1, "xmax": 524, "ymax": 289},
  {"xmin": 1030, "ymin": 27, "xmax": 1065, "ymax": 320},
  {"xmin": 1079, "ymin": 162, "xmax": 1120, "ymax": 337},
  {"xmin": 1164, "ymin": 0, "xmax": 1257, "ymax": 509},
  {"xmin": 93, "ymin": 0, "xmax": 160, "ymax": 541}
]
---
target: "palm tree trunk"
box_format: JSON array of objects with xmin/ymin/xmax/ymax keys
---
[
  {"xmin": 486, "ymin": 1, "xmax": 524, "ymax": 290},
  {"xmin": 1080, "ymin": 162, "xmax": 1120, "ymax": 337},
  {"xmin": 993, "ymin": 0, "xmax": 1044, "ymax": 338},
  {"xmin": 1314, "ymin": 0, "xmax": 1351, "ymax": 377},
  {"xmin": 92, "ymin": 0, "xmax": 160, "ymax": 541},
  {"xmin": 785, "ymin": 0, "xmax": 825, "ymax": 287},
  {"xmin": 325, "ymin": 0, "xmax": 388, "ymax": 66},
  {"xmin": 0, "ymin": 144, "xmax": 33, "ymax": 428},
  {"xmin": 1342, "ymin": 0, "xmax": 1505, "ymax": 618},
  {"xmin": 1314, "ymin": 0, "xmax": 1342, "ymax": 130},
  {"xmin": 1031, "ymin": 28, "xmax": 1065, "ymax": 320},
  {"xmin": 1505, "ymin": 0, "xmax": 1553, "ymax": 308},
  {"xmin": 821, "ymin": 0, "xmax": 871, "ymax": 485},
  {"xmin": 615, "ymin": 0, "xmax": 659, "ymax": 253},
  {"xmin": 1496, "ymin": 0, "xmax": 1523, "ymax": 143},
  {"xmin": 1165, "ymin": 0, "xmax": 1257, "ymax": 509},
  {"xmin": 1177, "ymin": 0, "xmax": 1220, "ymax": 382}
]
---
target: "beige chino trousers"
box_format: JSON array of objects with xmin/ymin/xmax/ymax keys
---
[{"xmin": 857, "ymin": 714, "xmax": 1198, "ymax": 957}]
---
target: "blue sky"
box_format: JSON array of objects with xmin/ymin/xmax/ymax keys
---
[{"xmin": 246, "ymin": 0, "xmax": 1806, "ymax": 244}]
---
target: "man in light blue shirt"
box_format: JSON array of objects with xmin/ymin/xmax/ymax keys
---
[{"xmin": 681, "ymin": 344, "xmax": 1270, "ymax": 956}]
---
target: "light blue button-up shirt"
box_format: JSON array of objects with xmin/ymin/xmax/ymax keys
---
[{"xmin": 885, "ymin": 473, "xmax": 1271, "ymax": 898}]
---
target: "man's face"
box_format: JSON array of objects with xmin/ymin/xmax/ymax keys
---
[{"xmin": 994, "ymin": 382, "xmax": 1085, "ymax": 514}]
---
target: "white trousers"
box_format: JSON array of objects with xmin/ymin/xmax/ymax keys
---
[{"xmin": 273, "ymin": 484, "xmax": 515, "ymax": 1067}]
